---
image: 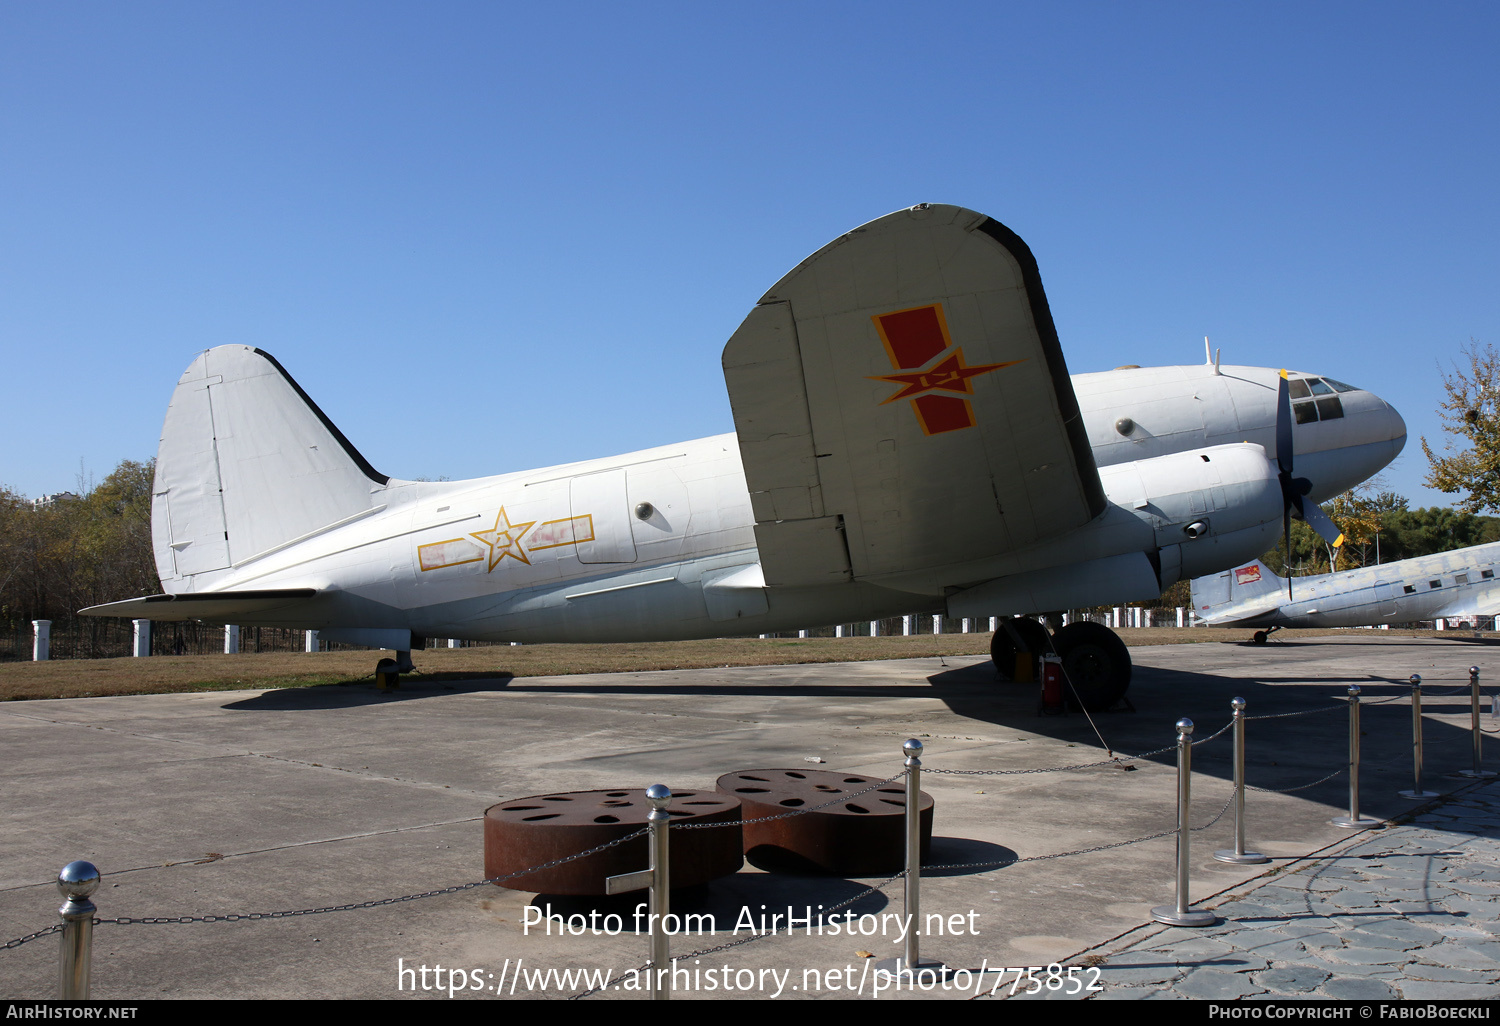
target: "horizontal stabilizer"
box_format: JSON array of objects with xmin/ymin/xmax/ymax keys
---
[
  {"xmin": 723, "ymin": 204, "xmax": 1105, "ymax": 592},
  {"xmin": 1191, "ymin": 560, "xmax": 1285, "ymax": 624},
  {"xmin": 80, "ymin": 589, "xmax": 320, "ymax": 622}
]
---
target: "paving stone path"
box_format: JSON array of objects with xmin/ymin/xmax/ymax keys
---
[{"xmin": 1023, "ymin": 778, "xmax": 1500, "ymax": 1000}]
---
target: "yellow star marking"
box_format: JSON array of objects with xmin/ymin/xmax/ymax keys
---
[{"xmin": 470, "ymin": 507, "xmax": 536, "ymax": 571}]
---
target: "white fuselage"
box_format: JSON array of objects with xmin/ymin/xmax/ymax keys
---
[
  {"xmin": 172, "ymin": 362, "xmax": 1405, "ymax": 645},
  {"xmin": 1196, "ymin": 542, "xmax": 1500, "ymax": 629}
]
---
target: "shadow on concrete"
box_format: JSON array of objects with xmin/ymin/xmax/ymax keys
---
[
  {"xmin": 925, "ymin": 648, "xmax": 1499, "ymax": 827},
  {"xmin": 222, "ymin": 675, "xmax": 514, "ymax": 710},
  {"xmin": 526, "ymin": 875, "xmax": 894, "ymax": 936}
]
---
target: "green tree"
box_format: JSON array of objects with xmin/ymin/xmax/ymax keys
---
[{"xmin": 1422, "ymin": 339, "xmax": 1500, "ymax": 513}]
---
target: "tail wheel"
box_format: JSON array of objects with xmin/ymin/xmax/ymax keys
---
[
  {"xmin": 1051, "ymin": 622, "xmax": 1131, "ymax": 711},
  {"xmin": 990, "ymin": 617, "xmax": 1051, "ymax": 680}
]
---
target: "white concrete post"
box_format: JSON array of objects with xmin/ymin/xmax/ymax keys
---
[
  {"xmin": 448, "ymin": 638, "xmax": 460, "ymax": 648},
  {"xmin": 932, "ymin": 614, "xmax": 941, "ymax": 635},
  {"xmin": 1177, "ymin": 607, "xmax": 1185, "ymax": 628},
  {"xmin": 1436, "ymin": 619, "xmax": 1446, "ymax": 631},
  {"xmin": 869, "ymin": 620, "xmax": 878, "ymax": 637},
  {"xmin": 988, "ymin": 616, "xmax": 997, "ymax": 631},
  {"xmin": 132, "ymin": 620, "xmax": 151, "ymax": 657},
  {"xmin": 305, "ymin": 630, "xmax": 320, "ymax": 653},
  {"xmin": 798, "ymin": 629, "xmax": 808, "ymax": 638},
  {"xmin": 1112, "ymin": 607, "xmax": 1122, "ymax": 629},
  {"xmin": 224, "ymin": 625, "xmax": 240, "ymax": 654},
  {"xmin": 961, "ymin": 618, "xmax": 970, "ymax": 633},
  {"xmin": 902, "ymin": 615, "xmax": 911, "ymax": 636},
  {"xmin": 32, "ymin": 620, "xmax": 50, "ymax": 661},
  {"xmin": 835, "ymin": 624, "xmax": 844, "ymax": 638}
]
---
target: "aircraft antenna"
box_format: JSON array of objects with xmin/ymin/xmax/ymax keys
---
[
  {"xmin": 1204, "ymin": 337, "xmax": 1212, "ymax": 365},
  {"xmin": 1214, "ymin": 348, "xmax": 1222, "ymax": 375}
]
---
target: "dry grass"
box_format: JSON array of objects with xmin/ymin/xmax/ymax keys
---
[{"xmin": 0, "ymin": 627, "xmax": 1464, "ymax": 702}]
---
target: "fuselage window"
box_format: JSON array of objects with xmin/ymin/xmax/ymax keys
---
[
  {"xmin": 1314, "ymin": 397, "xmax": 1344, "ymax": 420},
  {"xmin": 1308, "ymin": 378, "xmax": 1335, "ymax": 396},
  {"xmin": 1457, "ymin": 573, "xmax": 1470, "ymax": 585},
  {"xmin": 1288, "ymin": 378, "xmax": 1312, "ymax": 399},
  {"xmin": 1404, "ymin": 585, "xmax": 1416, "ymax": 594},
  {"xmin": 1294, "ymin": 400, "xmax": 1319, "ymax": 424},
  {"xmin": 1430, "ymin": 580, "xmax": 1442, "ymax": 589},
  {"xmin": 1323, "ymin": 378, "xmax": 1360, "ymax": 393},
  {"xmin": 1484, "ymin": 570, "xmax": 1495, "ymax": 580}
]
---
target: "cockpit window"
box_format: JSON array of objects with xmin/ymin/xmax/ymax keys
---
[
  {"xmin": 1315, "ymin": 396, "xmax": 1344, "ymax": 420},
  {"xmin": 1288, "ymin": 375, "xmax": 1349, "ymax": 423}
]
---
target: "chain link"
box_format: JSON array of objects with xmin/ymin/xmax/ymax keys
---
[
  {"xmin": 1248, "ymin": 766, "xmax": 1345, "ymax": 794},
  {"xmin": 94, "ymin": 828, "xmax": 648, "ymax": 928},
  {"xmin": 2, "ymin": 923, "xmax": 63, "ymax": 950}
]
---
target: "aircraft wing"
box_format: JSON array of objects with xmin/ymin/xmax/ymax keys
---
[
  {"xmin": 79, "ymin": 589, "xmax": 321, "ymax": 622},
  {"xmin": 722, "ymin": 205, "xmax": 1106, "ymax": 591}
]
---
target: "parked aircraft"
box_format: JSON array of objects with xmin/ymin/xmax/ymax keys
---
[
  {"xmin": 80, "ymin": 204, "xmax": 1407, "ymax": 709},
  {"xmin": 1192, "ymin": 542, "xmax": 1500, "ymax": 642}
]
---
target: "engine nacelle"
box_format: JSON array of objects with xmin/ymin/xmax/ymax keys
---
[{"xmin": 947, "ymin": 444, "xmax": 1283, "ymax": 616}]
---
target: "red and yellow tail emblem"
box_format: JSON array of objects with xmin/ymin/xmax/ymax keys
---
[
  {"xmin": 1234, "ymin": 565, "xmax": 1262, "ymax": 586},
  {"xmin": 868, "ymin": 304, "xmax": 1019, "ymax": 435}
]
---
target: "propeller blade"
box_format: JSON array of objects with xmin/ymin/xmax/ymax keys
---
[
  {"xmin": 1276, "ymin": 369, "xmax": 1294, "ymax": 476},
  {"xmin": 1300, "ymin": 499, "xmax": 1347, "ymax": 553}
]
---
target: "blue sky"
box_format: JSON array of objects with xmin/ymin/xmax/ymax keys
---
[{"xmin": 3, "ymin": 2, "xmax": 1496, "ymax": 510}]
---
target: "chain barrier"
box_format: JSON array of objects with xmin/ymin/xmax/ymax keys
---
[
  {"xmin": 2, "ymin": 923, "xmax": 63, "ymax": 950},
  {"xmin": 1247, "ymin": 766, "xmax": 1346, "ymax": 794},
  {"xmin": 1188, "ymin": 792, "xmax": 1236, "ymax": 832},
  {"xmin": 926, "ymin": 741, "xmax": 1181, "ymax": 778},
  {"xmin": 88, "ymin": 828, "xmax": 648, "ymax": 930}
]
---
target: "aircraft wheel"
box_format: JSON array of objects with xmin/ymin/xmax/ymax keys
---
[
  {"xmin": 1051, "ymin": 622, "xmax": 1132, "ymax": 712},
  {"xmin": 1252, "ymin": 631, "xmax": 1268, "ymax": 645},
  {"xmin": 990, "ymin": 617, "xmax": 1051, "ymax": 679}
]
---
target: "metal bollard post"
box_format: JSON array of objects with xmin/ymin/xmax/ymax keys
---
[
  {"xmin": 1152, "ymin": 719, "xmax": 1216, "ymax": 925},
  {"xmin": 1460, "ymin": 666, "xmax": 1497, "ymax": 779},
  {"xmin": 58, "ymin": 861, "xmax": 99, "ymax": 999},
  {"xmin": 1214, "ymin": 698, "xmax": 1268, "ymax": 865},
  {"xmin": 1399, "ymin": 674, "xmax": 1440, "ymax": 799},
  {"xmin": 606, "ymin": 784, "xmax": 672, "ymax": 999},
  {"xmin": 877, "ymin": 740, "xmax": 947, "ymax": 985},
  {"xmin": 1333, "ymin": 685, "xmax": 1380, "ymax": 828}
]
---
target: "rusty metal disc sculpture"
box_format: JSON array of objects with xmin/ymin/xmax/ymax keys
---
[
  {"xmin": 484, "ymin": 788, "xmax": 742, "ymax": 895},
  {"xmin": 715, "ymin": 769, "xmax": 933, "ymax": 876}
]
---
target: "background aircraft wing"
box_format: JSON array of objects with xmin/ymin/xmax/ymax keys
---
[{"xmin": 723, "ymin": 204, "xmax": 1106, "ymax": 591}]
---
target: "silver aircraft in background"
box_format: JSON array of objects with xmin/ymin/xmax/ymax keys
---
[
  {"xmin": 83, "ymin": 204, "xmax": 1407, "ymax": 709},
  {"xmin": 1192, "ymin": 542, "xmax": 1500, "ymax": 643}
]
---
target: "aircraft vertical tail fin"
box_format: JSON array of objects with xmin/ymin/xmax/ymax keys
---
[
  {"xmin": 153, "ymin": 346, "xmax": 389, "ymax": 590},
  {"xmin": 1191, "ymin": 559, "xmax": 1285, "ymax": 623}
]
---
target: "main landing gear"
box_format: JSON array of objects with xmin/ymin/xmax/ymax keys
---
[
  {"xmin": 990, "ymin": 616, "xmax": 1132, "ymax": 712},
  {"xmin": 375, "ymin": 645, "xmax": 420, "ymax": 690}
]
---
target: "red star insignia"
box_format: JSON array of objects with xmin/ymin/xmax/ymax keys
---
[{"xmin": 870, "ymin": 348, "xmax": 1021, "ymax": 404}]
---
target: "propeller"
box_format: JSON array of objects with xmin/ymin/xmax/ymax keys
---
[{"xmin": 1276, "ymin": 370, "xmax": 1347, "ymax": 600}]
